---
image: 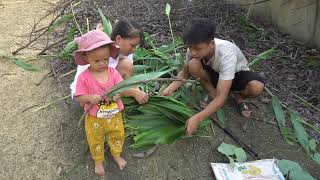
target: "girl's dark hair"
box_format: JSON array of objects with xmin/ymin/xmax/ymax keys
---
[
  {"xmin": 111, "ymin": 18, "xmax": 144, "ymax": 43},
  {"xmin": 182, "ymin": 18, "xmax": 216, "ymax": 46}
]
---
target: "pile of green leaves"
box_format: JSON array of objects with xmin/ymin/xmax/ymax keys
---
[{"xmin": 122, "ymin": 96, "xmax": 211, "ymax": 150}]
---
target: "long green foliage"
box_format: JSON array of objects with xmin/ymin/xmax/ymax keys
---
[
  {"xmin": 123, "ymin": 96, "xmax": 210, "ymax": 150},
  {"xmin": 107, "ymin": 70, "xmax": 172, "ymax": 98},
  {"xmin": 290, "ymin": 110, "xmax": 320, "ymax": 164},
  {"xmin": 278, "ymin": 159, "xmax": 315, "ymax": 180},
  {"xmin": 98, "ymin": 8, "xmax": 112, "ymax": 35},
  {"xmin": 272, "ymin": 96, "xmax": 297, "ymax": 145},
  {"xmin": 14, "ymin": 58, "xmax": 41, "ymax": 72},
  {"xmin": 271, "ymin": 96, "xmax": 320, "ymax": 165}
]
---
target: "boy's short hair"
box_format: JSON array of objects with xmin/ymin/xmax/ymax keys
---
[{"xmin": 182, "ymin": 18, "xmax": 216, "ymax": 46}]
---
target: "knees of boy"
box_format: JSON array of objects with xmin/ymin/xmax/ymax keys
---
[
  {"xmin": 188, "ymin": 58, "xmax": 205, "ymax": 78},
  {"xmin": 116, "ymin": 57, "xmax": 133, "ymax": 79},
  {"xmin": 246, "ymin": 80, "xmax": 264, "ymax": 97}
]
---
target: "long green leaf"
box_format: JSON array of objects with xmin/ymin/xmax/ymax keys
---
[
  {"xmin": 14, "ymin": 59, "xmax": 41, "ymax": 72},
  {"xmin": 248, "ymin": 48, "xmax": 275, "ymax": 67},
  {"xmin": 60, "ymin": 40, "xmax": 78, "ymax": 58},
  {"xmin": 234, "ymin": 147, "xmax": 247, "ymax": 162},
  {"xmin": 309, "ymin": 139, "xmax": 317, "ymax": 151},
  {"xmin": 271, "ymin": 96, "xmax": 298, "ymax": 145},
  {"xmin": 48, "ymin": 14, "xmax": 73, "ymax": 32},
  {"xmin": 67, "ymin": 25, "xmax": 78, "ymax": 43},
  {"xmin": 217, "ymin": 143, "xmax": 247, "ymax": 163},
  {"xmin": 134, "ymin": 65, "xmax": 151, "ymax": 73},
  {"xmin": 216, "ymin": 108, "xmax": 225, "ymax": 125},
  {"xmin": 157, "ymin": 38, "xmax": 183, "ymax": 53},
  {"xmin": 127, "ymin": 116, "xmax": 174, "ymax": 130},
  {"xmin": 107, "ymin": 70, "xmax": 172, "ymax": 97},
  {"xmin": 165, "ymin": 3, "xmax": 171, "ymax": 17},
  {"xmin": 289, "ymin": 110, "xmax": 310, "ymax": 153},
  {"xmin": 98, "ymin": 9, "xmax": 112, "ymax": 35},
  {"xmin": 313, "ymin": 152, "xmax": 320, "ymax": 164},
  {"xmin": 272, "ymin": 96, "xmax": 286, "ymax": 127},
  {"xmin": 281, "ymin": 127, "xmax": 297, "ymax": 145},
  {"xmin": 217, "ymin": 143, "xmax": 237, "ymax": 156},
  {"xmin": 278, "ymin": 159, "xmax": 315, "ymax": 180}
]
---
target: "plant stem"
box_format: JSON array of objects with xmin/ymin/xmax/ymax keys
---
[
  {"xmin": 86, "ymin": 18, "xmax": 90, "ymax": 32},
  {"xmin": 291, "ymin": 92, "xmax": 320, "ymax": 112},
  {"xmin": 71, "ymin": 2, "xmax": 83, "ymax": 36},
  {"xmin": 33, "ymin": 94, "xmax": 71, "ymax": 112},
  {"xmin": 166, "ymin": 14, "xmax": 177, "ymax": 57}
]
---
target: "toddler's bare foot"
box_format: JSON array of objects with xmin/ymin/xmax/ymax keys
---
[
  {"xmin": 95, "ymin": 163, "xmax": 105, "ymax": 176},
  {"xmin": 114, "ymin": 156, "xmax": 127, "ymax": 170}
]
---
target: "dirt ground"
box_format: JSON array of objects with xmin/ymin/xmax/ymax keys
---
[{"xmin": 0, "ymin": 0, "xmax": 319, "ymax": 180}]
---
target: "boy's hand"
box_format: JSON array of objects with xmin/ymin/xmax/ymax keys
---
[
  {"xmin": 160, "ymin": 87, "xmax": 173, "ymax": 96},
  {"xmin": 133, "ymin": 89, "xmax": 148, "ymax": 104},
  {"xmin": 112, "ymin": 94, "xmax": 121, "ymax": 102},
  {"xmin": 88, "ymin": 95, "xmax": 102, "ymax": 105},
  {"xmin": 185, "ymin": 115, "xmax": 202, "ymax": 136}
]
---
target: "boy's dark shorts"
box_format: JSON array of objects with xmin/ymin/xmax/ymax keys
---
[{"xmin": 201, "ymin": 61, "xmax": 264, "ymax": 91}]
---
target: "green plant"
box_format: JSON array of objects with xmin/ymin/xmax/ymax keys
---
[
  {"xmin": 123, "ymin": 96, "xmax": 211, "ymax": 150},
  {"xmin": 217, "ymin": 108, "xmax": 226, "ymax": 125},
  {"xmin": 272, "ymin": 96, "xmax": 297, "ymax": 145},
  {"xmin": 217, "ymin": 142, "xmax": 247, "ymax": 164},
  {"xmin": 14, "ymin": 58, "xmax": 41, "ymax": 72},
  {"xmin": 134, "ymin": 33, "xmax": 184, "ymax": 71},
  {"xmin": 107, "ymin": 70, "xmax": 173, "ymax": 98},
  {"xmin": 239, "ymin": 15, "xmax": 266, "ymax": 38},
  {"xmin": 289, "ymin": 110, "xmax": 320, "ymax": 164},
  {"xmin": 278, "ymin": 159, "xmax": 315, "ymax": 180},
  {"xmin": 48, "ymin": 14, "xmax": 73, "ymax": 33},
  {"xmin": 306, "ymin": 57, "xmax": 320, "ymax": 68},
  {"xmin": 271, "ymin": 95, "xmax": 320, "ymax": 165},
  {"xmin": 248, "ymin": 47, "xmax": 275, "ymax": 67},
  {"xmin": 98, "ymin": 9, "xmax": 112, "ymax": 35},
  {"xmin": 59, "ymin": 40, "xmax": 78, "ymax": 60},
  {"xmin": 165, "ymin": 3, "xmax": 177, "ymax": 56}
]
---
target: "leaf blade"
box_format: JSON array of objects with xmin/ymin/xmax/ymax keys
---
[
  {"xmin": 98, "ymin": 9, "xmax": 112, "ymax": 35},
  {"xmin": 165, "ymin": 3, "xmax": 171, "ymax": 16},
  {"xmin": 14, "ymin": 59, "xmax": 41, "ymax": 72}
]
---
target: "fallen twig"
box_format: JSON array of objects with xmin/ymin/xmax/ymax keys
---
[
  {"xmin": 12, "ymin": 1, "xmax": 72, "ymax": 54},
  {"xmin": 33, "ymin": 94, "xmax": 71, "ymax": 112},
  {"xmin": 58, "ymin": 69, "xmax": 76, "ymax": 78},
  {"xmin": 291, "ymin": 92, "xmax": 320, "ymax": 113},
  {"xmin": 51, "ymin": 63, "xmax": 67, "ymax": 97}
]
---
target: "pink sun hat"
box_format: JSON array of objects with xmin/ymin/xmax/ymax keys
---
[{"xmin": 74, "ymin": 29, "xmax": 119, "ymax": 65}]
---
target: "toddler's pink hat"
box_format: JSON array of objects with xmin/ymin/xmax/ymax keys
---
[{"xmin": 74, "ymin": 30, "xmax": 119, "ymax": 65}]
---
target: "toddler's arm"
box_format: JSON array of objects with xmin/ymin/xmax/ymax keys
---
[{"xmin": 76, "ymin": 94, "xmax": 101, "ymax": 105}]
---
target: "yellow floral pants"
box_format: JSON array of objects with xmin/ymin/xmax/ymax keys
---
[{"xmin": 85, "ymin": 113, "xmax": 125, "ymax": 164}]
